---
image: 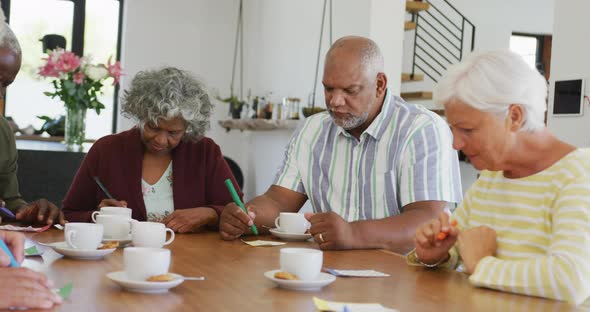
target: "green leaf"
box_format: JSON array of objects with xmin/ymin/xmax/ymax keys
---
[
  {"xmin": 37, "ymin": 116, "xmax": 53, "ymax": 122},
  {"xmin": 43, "ymin": 91, "xmax": 55, "ymax": 97},
  {"xmin": 63, "ymin": 80, "xmax": 76, "ymax": 96}
]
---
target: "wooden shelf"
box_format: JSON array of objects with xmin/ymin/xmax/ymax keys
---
[
  {"xmin": 404, "ymin": 21, "xmax": 416, "ymax": 30},
  {"xmin": 218, "ymin": 119, "xmax": 300, "ymax": 131},
  {"xmin": 15, "ymin": 135, "xmax": 95, "ymax": 143},
  {"xmin": 401, "ymin": 91, "xmax": 433, "ymax": 100},
  {"xmin": 401, "ymin": 73, "xmax": 424, "ymax": 82},
  {"xmin": 406, "ymin": 1, "xmax": 430, "ymax": 13}
]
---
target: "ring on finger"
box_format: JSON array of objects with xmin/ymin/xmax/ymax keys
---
[{"xmin": 318, "ymin": 233, "xmax": 325, "ymax": 243}]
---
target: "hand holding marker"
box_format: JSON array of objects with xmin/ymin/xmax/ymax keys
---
[
  {"xmin": 224, "ymin": 179, "xmax": 258, "ymax": 235},
  {"xmin": 437, "ymin": 219, "xmax": 458, "ymax": 241}
]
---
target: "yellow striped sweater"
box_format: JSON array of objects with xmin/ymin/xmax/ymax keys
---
[{"xmin": 410, "ymin": 149, "xmax": 590, "ymax": 304}]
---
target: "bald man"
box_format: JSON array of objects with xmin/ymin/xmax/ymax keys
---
[{"xmin": 220, "ymin": 36, "xmax": 462, "ymax": 253}]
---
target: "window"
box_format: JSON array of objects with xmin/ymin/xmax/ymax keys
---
[
  {"xmin": 509, "ymin": 34, "xmax": 539, "ymax": 70},
  {"xmin": 1, "ymin": 0, "xmax": 122, "ymax": 140},
  {"xmin": 509, "ymin": 32, "xmax": 551, "ymax": 79}
]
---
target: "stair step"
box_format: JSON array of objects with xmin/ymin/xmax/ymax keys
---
[
  {"xmin": 401, "ymin": 91, "xmax": 433, "ymax": 100},
  {"xmin": 404, "ymin": 21, "xmax": 416, "ymax": 30},
  {"xmin": 401, "ymin": 73, "xmax": 424, "ymax": 82},
  {"xmin": 406, "ymin": 1, "xmax": 430, "ymax": 13}
]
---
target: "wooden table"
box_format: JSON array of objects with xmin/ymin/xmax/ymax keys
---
[{"xmin": 13, "ymin": 230, "xmax": 585, "ymax": 312}]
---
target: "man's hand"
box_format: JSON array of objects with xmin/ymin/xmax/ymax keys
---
[
  {"xmin": 219, "ymin": 203, "xmax": 256, "ymax": 240},
  {"xmin": 0, "ymin": 268, "xmax": 62, "ymax": 309},
  {"xmin": 305, "ymin": 212, "xmax": 357, "ymax": 250},
  {"xmin": 163, "ymin": 208, "xmax": 218, "ymax": 233},
  {"xmin": 457, "ymin": 226, "xmax": 497, "ymax": 274},
  {"xmin": 414, "ymin": 212, "xmax": 459, "ymax": 265},
  {"xmin": 15, "ymin": 199, "xmax": 65, "ymax": 226},
  {"xmin": 0, "ymin": 231, "xmax": 25, "ymax": 266},
  {"xmin": 98, "ymin": 199, "xmax": 127, "ymax": 208}
]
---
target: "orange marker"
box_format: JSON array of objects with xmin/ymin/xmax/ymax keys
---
[{"xmin": 436, "ymin": 219, "xmax": 458, "ymax": 241}]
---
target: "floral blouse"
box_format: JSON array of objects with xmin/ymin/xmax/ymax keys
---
[{"xmin": 142, "ymin": 161, "xmax": 174, "ymax": 222}]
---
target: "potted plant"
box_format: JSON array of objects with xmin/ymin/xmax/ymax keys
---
[
  {"xmin": 35, "ymin": 115, "xmax": 65, "ymax": 137},
  {"xmin": 216, "ymin": 93, "xmax": 247, "ymax": 119}
]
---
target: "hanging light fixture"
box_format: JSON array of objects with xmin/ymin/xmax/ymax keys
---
[{"xmin": 304, "ymin": 0, "xmax": 332, "ymax": 118}]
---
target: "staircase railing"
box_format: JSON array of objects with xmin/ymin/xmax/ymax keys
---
[{"xmin": 410, "ymin": 0, "xmax": 475, "ymax": 83}]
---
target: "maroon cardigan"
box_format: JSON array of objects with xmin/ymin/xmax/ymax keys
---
[{"xmin": 62, "ymin": 128, "xmax": 242, "ymax": 222}]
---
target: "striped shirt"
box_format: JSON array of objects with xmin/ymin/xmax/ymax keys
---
[
  {"xmin": 423, "ymin": 149, "xmax": 590, "ymax": 304},
  {"xmin": 273, "ymin": 91, "xmax": 462, "ymax": 221}
]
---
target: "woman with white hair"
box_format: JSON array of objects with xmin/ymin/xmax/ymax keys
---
[
  {"xmin": 63, "ymin": 67, "xmax": 241, "ymax": 233},
  {"xmin": 408, "ymin": 50, "xmax": 590, "ymax": 304}
]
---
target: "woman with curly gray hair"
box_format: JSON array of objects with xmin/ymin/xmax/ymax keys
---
[{"xmin": 63, "ymin": 67, "xmax": 242, "ymax": 233}]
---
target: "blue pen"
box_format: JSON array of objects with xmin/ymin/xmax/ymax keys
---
[
  {"xmin": 0, "ymin": 206, "xmax": 17, "ymax": 220},
  {"xmin": 0, "ymin": 239, "xmax": 20, "ymax": 267}
]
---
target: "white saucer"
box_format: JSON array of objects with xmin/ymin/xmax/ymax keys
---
[
  {"xmin": 47, "ymin": 242, "xmax": 116, "ymax": 260},
  {"xmin": 264, "ymin": 269, "xmax": 336, "ymax": 291},
  {"xmin": 102, "ymin": 236, "xmax": 132, "ymax": 247},
  {"xmin": 269, "ymin": 228, "xmax": 313, "ymax": 241},
  {"xmin": 107, "ymin": 271, "xmax": 184, "ymax": 293}
]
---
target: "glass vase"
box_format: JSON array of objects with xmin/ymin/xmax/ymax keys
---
[{"xmin": 64, "ymin": 107, "xmax": 87, "ymax": 151}]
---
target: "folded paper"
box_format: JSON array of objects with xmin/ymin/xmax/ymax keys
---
[
  {"xmin": 241, "ymin": 239, "xmax": 286, "ymax": 247},
  {"xmin": 0, "ymin": 224, "xmax": 51, "ymax": 232},
  {"xmin": 313, "ymin": 297, "xmax": 398, "ymax": 312},
  {"xmin": 324, "ymin": 269, "xmax": 390, "ymax": 277}
]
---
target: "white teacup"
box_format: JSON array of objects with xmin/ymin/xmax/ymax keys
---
[
  {"xmin": 64, "ymin": 223, "xmax": 104, "ymax": 250},
  {"xmin": 124, "ymin": 247, "xmax": 170, "ymax": 281},
  {"xmin": 95, "ymin": 214, "xmax": 134, "ymax": 240},
  {"xmin": 91, "ymin": 207, "xmax": 132, "ymax": 222},
  {"xmin": 274, "ymin": 212, "xmax": 310, "ymax": 234},
  {"xmin": 280, "ymin": 248, "xmax": 323, "ymax": 281},
  {"xmin": 132, "ymin": 222, "xmax": 175, "ymax": 248}
]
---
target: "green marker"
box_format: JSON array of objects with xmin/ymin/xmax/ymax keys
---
[{"xmin": 224, "ymin": 179, "xmax": 258, "ymax": 235}]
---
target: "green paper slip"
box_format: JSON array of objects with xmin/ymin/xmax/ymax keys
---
[
  {"xmin": 24, "ymin": 246, "xmax": 40, "ymax": 256},
  {"xmin": 56, "ymin": 283, "xmax": 73, "ymax": 300}
]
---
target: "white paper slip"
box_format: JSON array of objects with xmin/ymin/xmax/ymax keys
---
[
  {"xmin": 324, "ymin": 269, "xmax": 390, "ymax": 277},
  {"xmin": 241, "ymin": 239, "xmax": 286, "ymax": 247}
]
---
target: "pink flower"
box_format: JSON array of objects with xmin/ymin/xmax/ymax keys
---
[
  {"xmin": 106, "ymin": 56, "xmax": 122, "ymax": 85},
  {"xmin": 38, "ymin": 50, "xmax": 61, "ymax": 77},
  {"xmin": 56, "ymin": 51, "xmax": 81, "ymax": 73},
  {"xmin": 38, "ymin": 61, "xmax": 60, "ymax": 77},
  {"xmin": 73, "ymin": 71, "xmax": 85, "ymax": 84}
]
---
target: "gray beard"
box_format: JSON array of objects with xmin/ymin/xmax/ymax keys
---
[{"xmin": 329, "ymin": 110, "xmax": 369, "ymax": 130}]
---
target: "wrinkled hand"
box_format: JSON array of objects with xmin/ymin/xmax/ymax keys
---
[
  {"xmin": 219, "ymin": 203, "xmax": 256, "ymax": 240},
  {"xmin": 414, "ymin": 212, "xmax": 459, "ymax": 265},
  {"xmin": 457, "ymin": 226, "xmax": 497, "ymax": 274},
  {"xmin": 305, "ymin": 212, "xmax": 357, "ymax": 250},
  {"xmin": 98, "ymin": 199, "xmax": 127, "ymax": 208},
  {"xmin": 163, "ymin": 208, "xmax": 218, "ymax": 233},
  {"xmin": 16, "ymin": 199, "xmax": 65, "ymax": 226},
  {"xmin": 0, "ymin": 231, "xmax": 25, "ymax": 266},
  {"xmin": 0, "ymin": 268, "xmax": 62, "ymax": 309}
]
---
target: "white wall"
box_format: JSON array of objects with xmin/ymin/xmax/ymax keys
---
[
  {"xmin": 546, "ymin": 0, "xmax": 590, "ymax": 147},
  {"xmin": 119, "ymin": 0, "xmax": 405, "ymax": 200}
]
